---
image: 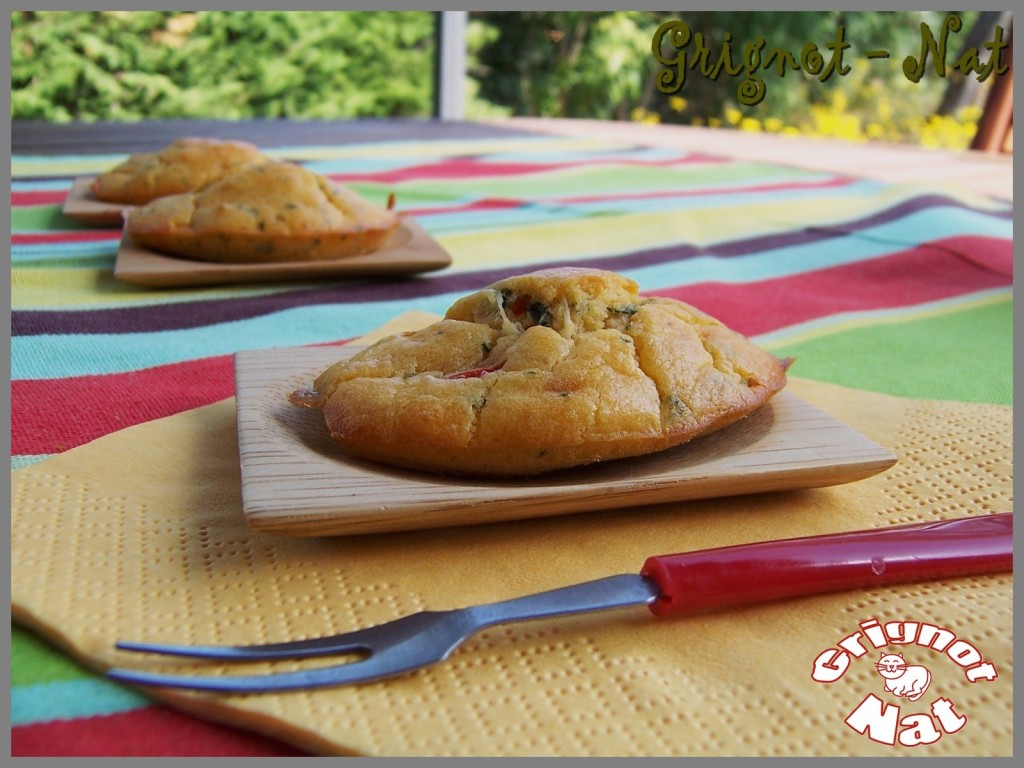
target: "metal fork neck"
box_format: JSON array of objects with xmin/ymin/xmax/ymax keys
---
[{"xmin": 465, "ymin": 573, "xmax": 659, "ymax": 630}]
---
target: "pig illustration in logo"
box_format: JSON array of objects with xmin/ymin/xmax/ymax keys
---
[{"xmin": 875, "ymin": 653, "xmax": 932, "ymax": 702}]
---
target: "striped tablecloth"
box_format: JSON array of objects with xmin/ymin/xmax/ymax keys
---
[{"xmin": 10, "ymin": 125, "xmax": 1013, "ymax": 756}]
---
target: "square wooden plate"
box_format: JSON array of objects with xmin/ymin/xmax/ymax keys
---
[
  {"xmin": 61, "ymin": 176, "xmax": 128, "ymax": 227},
  {"xmin": 113, "ymin": 218, "xmax": 451, "ymax": 287},
  {"xmin": 234, "ymin": 345, "xmax": 897, "ymax": 537}
]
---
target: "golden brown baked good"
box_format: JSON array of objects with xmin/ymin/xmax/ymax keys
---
[
  {"xmin": 90, "ymin": 137, "xmax": 265, "ymax": 205},
  {"xmin": 291, "ymin": 268, "xmax": 791, "ymax": 476},
  {"xmin": 123, "ymin": 160, "xmax": 400, "ymax": 263}
]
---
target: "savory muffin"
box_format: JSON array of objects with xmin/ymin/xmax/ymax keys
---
[
  {"xmin": 124, "ymin": 160, "xmax": 400, "ymax": 263},
  {"xmin": 290, "ymin": 267, "xmax": 791, "ymax": 476},
  {"xmin": 90, "ymin": 137, "xmax": 266, "ymax": 205}
]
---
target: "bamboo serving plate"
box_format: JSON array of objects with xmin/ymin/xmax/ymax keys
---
[
  {"xmin": 61, "ymin": 176, "xmax": 127, "ymax": 226},
  {"xmin": 64, "ymin": 176, "xmax": 452, "ymax": 286},
  {"xmin": 233, "ymin": 345, "xmax": 897, "ymax": 537},
  {"xmin": 112, "ymin": 217, "xmax": 451, "ymax": 287}
]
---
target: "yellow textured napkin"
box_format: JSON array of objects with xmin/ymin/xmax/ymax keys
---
[{"xmin": 11, "ymin": 314, "xmax": 1013, "ymax": 757}]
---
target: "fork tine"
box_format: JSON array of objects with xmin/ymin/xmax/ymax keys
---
[
  {"xmin": 115, "ymin": 631, "xmax": 373, "ymax": 661},
  {"xmin": 107, "ymin": 652, "xmax": 413, "ymax": 693},
  {"xmin": 108, "ymin": 610, "xmax": 473, "ymax": 693},
  {"xmin": 114, "ymin": 611, "xmax": 457, "ymax": 661}
]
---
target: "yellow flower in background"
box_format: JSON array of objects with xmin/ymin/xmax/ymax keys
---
[
  {"xmin": 696, "ymin": 95, "xmax": 981, "ymax": 149},
  {"xmin": 630, "ymin": 107, "xmax": 660, "ymax": 124},
  {"xmin": 668, "ymin": 96, "xmax": 688, "ymax": 112},
  {"xmin": 959, "ymin": 105, "xmax": 983, "ymax": 123},
  {"xmin": 807, "ymin": 101, "xmax": 866, "ymax": 142},
  {"xmin": 918, "ymin": 111, "xmax": 980, "ymax": 150}
]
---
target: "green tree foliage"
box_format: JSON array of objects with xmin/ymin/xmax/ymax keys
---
[
  {"xmin": 11, "ymin": 10, "xmax": 436, "ymax": 121},
  {"xmin": 467, "ymin": 11, "xmax": 657, "ymax": 120}
]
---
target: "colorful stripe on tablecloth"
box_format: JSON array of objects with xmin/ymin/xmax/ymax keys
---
[{"xmin": 10, "ymin": 134, "xmax": 1013, "ymax": 756}]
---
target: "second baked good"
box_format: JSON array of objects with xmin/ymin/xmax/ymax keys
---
[
  {"xmin": 291, "ymin": 267, "xmax": 791, "ymax": 476},
  {"xmin": 124, "ymin": 160, "xmax": 400, "ymax": 263},
  {"xmin": 90, "ymin": 137, "xmax": 266, "ymax": 205}
]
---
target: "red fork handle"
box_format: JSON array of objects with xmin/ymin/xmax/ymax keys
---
[{"xmin": 641, "ymin": 513, "xmax": 1013, "ymax": 617}]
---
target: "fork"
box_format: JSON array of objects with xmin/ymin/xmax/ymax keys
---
[{"xmin": 107, "ymin": 513, "xmax": 1012, "ymax": 693}]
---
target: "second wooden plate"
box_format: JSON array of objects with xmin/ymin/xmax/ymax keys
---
[{"xmin": 113, "ymin": 218, "xmax": 452, "ymax": 287}]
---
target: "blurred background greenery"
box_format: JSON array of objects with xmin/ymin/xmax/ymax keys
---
[{"xmin": 10, "ymin": 10, "xmax": 1008, "ymax": 149}]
